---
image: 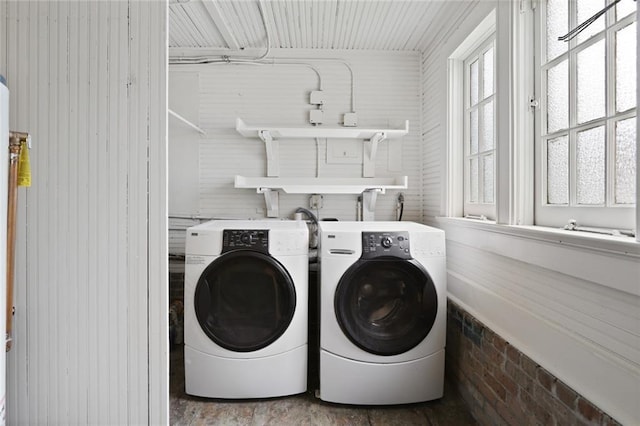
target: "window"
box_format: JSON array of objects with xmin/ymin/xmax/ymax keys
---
[
  {"xmin": 447, "ymin": 11, "xmax": 496, "ymax": 221},
  {"xmin": 536, "ymin": 0, "xmax": 637, "ymax": 230},
  {"xmin": 464, "ymin": 38, "xmax": 496, "ymax": 219}
]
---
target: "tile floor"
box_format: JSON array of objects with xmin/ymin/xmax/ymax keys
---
[{"xmin": 170, "ymin": 345, "xmax": 477, "ymax": 425}]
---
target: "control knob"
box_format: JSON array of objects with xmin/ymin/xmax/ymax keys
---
[
  {"xmin": 380, "ymin": 236, "xmax": 393, "ymax": 248},
  {"xmin": 240, "ymin": 232, "xmax": 252, "ymax": 244}
]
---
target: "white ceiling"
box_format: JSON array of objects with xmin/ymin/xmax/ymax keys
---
[{"xmin": 169, "ymin": 0, "xmax": 475, "ymax": 56}]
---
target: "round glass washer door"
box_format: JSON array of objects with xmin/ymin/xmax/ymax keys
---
[
  {"xmin": 194, "ymin": 250, "xmax": 296, "ymax": 352},
  {"xmin": 334, "ymin": 257, "xmax": 438, "ymax": 356}
]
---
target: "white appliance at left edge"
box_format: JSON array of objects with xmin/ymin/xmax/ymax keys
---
[
  {"xmin": 0, "ymin": 75, "xmax": 9, "ymax": 425},
  {"xmin": 184, "ymin": 220, "xmax": 309, "ymax": 398}
]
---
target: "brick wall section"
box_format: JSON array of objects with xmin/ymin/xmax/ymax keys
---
[{"xmin": 446, "ymin": 300, "xmax": 621, "ymax": 426}]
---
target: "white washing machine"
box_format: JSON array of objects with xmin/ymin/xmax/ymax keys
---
[
  {"xmin": 184, "ymin": 219, "xmax": 308, "ymax": 398},
  {"xmin": 318, "ymin": 221, "xmax": 446, "ymax": 405}
]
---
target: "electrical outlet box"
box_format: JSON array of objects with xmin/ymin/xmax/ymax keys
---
[
  {"xmin": 310, "ymin": 194, "xmax": 323, "ymax": 209},
  {"xmin": 310, "ymin": 90, "xmax": 325, "ymax": 105},
  {"xmin": 310, "ymin": 109, "xmax": 323, "ymax": 125},
  {"xmin": 343, "ymin": 112, "xmax": 358, "ymax": 127}
]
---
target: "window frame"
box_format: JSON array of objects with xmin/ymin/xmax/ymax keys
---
[
  {"xmin": 447, "ymin": 10, "xmax": 497, "ymax": 220},
  {"xmin": 463, "ymin": 37, "xmax": 497, "ymax": 219},
  {"xmin": 534, "ymin": 0, "xmax": 637, "ymax": 230}
]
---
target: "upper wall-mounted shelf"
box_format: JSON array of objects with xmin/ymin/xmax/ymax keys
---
[
  {"xmin": 236, "ymin": 118, "xmax": 409, "ymax": 140},
  {"xmin": 236, "ymin": 118, "xmax": 409, "ymax": 177}
]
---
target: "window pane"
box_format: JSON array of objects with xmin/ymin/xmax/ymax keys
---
[
  {"xmin": 481, "ymin": 101, "xmax": 494, "ymax": 152},
  {"xmin": 483, "ymin": 154, "xmax": 494, "ymax": 203},
  {"xmin": 576, "ymin": 126, "xmax": 605, "ymax": 205},
  {"xmin": 483, "ymin": 47, "xmax": 494, "ymax": 97},
  {"xmin": 470, "ymin": 109, "xmax": 478, "ymax": 154},
  {"xmin": 547, "ymin": 60, "xmax": 568, "ymax": 133},
  {"xmin": 617, "ymin": 22, "xmax": 637, "ymax": 112},
  {"xmin": 546, "ymin": 0, "xmax": 568, "ymax": 61},
  {"xmin": 615, "ymin": 118, "xmax": 637, "ymax": 204},
  {"xmin": 577, "ymin": 0, "xmax": 605, "ymax": 44},
  {"xmin": 470, "ymin": 60, "xmax": 479, "ymax": 106},
  {"xmin": 469, "ymin": 158, "xmax": 478, "ymax": 203},
  {"xmin": 577, "ymin": 40, "xmax": 606, "ymax": 124},
  {"xmin": 547, "ymin": 136, "xmax": 569, "ymax": 204},
  {"xmin": 617, "ymin": 0, "xmax": 636, "ymax": 20}
]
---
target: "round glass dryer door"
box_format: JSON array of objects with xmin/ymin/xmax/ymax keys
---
[
  {"xmin": 194, "ymin": 250, "xmax": 296, "ymax": 352},
  {"xmin": 334, "ymin": 258, "xmax": 438, "ymax": 356}
]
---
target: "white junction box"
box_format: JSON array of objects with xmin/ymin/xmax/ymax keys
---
[
  {"xmin": 343, "ymin": 112, "xmax": 357, "ymax": 127},
  {"xmin": 310, "ymin": 90, "xmax": 325, "ymax": 105},
  {"xmin": 310, "ymin": 109, "xmax": 323, "ymax": 125}
]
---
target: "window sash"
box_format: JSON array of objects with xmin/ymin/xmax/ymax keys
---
[
  {"xmin": 535, "ymin": 0, "xmax": 636, "ymax": 230},
  {"xmin": 464, "ymin": 38, "xmax": 496, "ymax": 219}
]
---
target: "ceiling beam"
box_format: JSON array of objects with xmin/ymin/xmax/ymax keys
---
[{"xmin": 201, "ymin": 0, "xmax": 241, "ymax": 50}]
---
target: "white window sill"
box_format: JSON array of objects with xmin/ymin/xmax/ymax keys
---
[{"xmin": 433, "ymin": 217, "xmax": 640, "ymax": 297}]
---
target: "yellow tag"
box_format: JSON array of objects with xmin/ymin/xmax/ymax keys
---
[{"xmin": 17, "ymin": 140, "xmax": 31, "ymax": 187}]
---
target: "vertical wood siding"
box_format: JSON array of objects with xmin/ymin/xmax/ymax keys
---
[{"xmin": 1, "ymin": 1, "xmax": 168, "ymax": 423}]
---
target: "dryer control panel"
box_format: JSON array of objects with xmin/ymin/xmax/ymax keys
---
[
  {"xmin": 361, "ymin": 231, "xmax": 411, "ymax": 259},
  {"xmin": 222, "ymin": 229, "xmax": 269, "ymax": 254}
]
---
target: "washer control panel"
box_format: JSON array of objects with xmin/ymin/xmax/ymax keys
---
[
  {"xmin": 361, "ymin": 231, "xmax": 411, "ymax": 259},
  {"xmin": 222, "ymin": 229, "xmax": 269, "ymax": 254}
]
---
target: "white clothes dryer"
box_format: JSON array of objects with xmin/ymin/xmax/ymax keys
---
[
  {"xmin": 184, "ymin": 220, "xmax": 308, "ymax": 398},
  {"xmin": 318, "ymin": 221, "xmax": 446, "ymax": 405}
]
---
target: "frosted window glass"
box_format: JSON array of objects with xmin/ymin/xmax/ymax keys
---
[
  {"xmin": 577, "ymin": 40, "xmax": 605, "ymax": 124},
  {"xmin": 470, "ymin": 109, "xmax": 478, "ymax": 154},
  {"xmin": 576, "ymin": 126, "xmax": 605, "ymax": 205},
  {"xmin": 546, "ymin": 0, "xmax": 568, "ymax": 61},
  {"xmin": 615, "ymin": 118, "xmax": 637, "ymax": 204},
  {"xmin": 483, "ymin": 154, "xmax": 494, "ymax": 204},
  {"xmin": 470, "ymin": 60, "xmax": 479, "ymax": 106},
  {"xmin": 483, "ymin": 48, "xmax": 494, "ymax": 97},
  {"xmin": 617, "ymin": 0, "xmax": 636, "ymax": 20},
  {"xmin": 481, "ymin": 101, "xmax": 494, "ymax": 152},
  {"xmin": 547, "ymin": 61, "xmax": 568, "ymax": 133},
  {"xmin": 577, "ymin": 0, "xmax": 605, "ymax": 44},
  {"xmin": 469, "ymin": 158, "xmax": 478, "ymax": 203},
  {"xmin": 547, "ymin": 136, "xmax": 568, "ymax": 204},
  {"xmin": 616, "ymin": 22, "xmax": 637, "ymax": 112}
]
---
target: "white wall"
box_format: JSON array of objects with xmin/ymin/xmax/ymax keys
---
[
  {"xmin": 0, "ymin": 1, "xmax": 168, "ymax": 424},
  {"xmin": 169, "ymin": 49, "xmax": 422, "ymax": 244},
  {"xmin": 421, "ymin": 1, "xmax": 640, "ymax": 425}
]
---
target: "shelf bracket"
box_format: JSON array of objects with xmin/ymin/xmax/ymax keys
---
[
  {"xmin": 258, "ymin": 188, "xmax": 279, "ymax": 218},
  {"xmin": 363, "ymin": 132, "xmax": 387, "ymax": 178},
  {"xmin": 361, "ymin": 188, "xmax": 382, "ymax": 221},
  {"xmin": 258, "ymin": 130, "xmax": 280, "ymax": 177}
]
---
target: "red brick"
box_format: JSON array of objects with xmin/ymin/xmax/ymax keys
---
[
  {"xmin": 537, "ymin": 367, "xmax": 555, "ymax": 392},
  {"xmin": 520, "ymin": 354, "xmax": 538, "ymax": 379},
  {"xmin": 506, "ymin": 344, "xmax": 521, "ymax": 365},
  {"xmin": 494, "ymin": 368, "xmax": 518, "ymax": 396},
  {"xmin": 496, "ymin": 400, "xmax": 527, "ymax": 425},
  {"xmin": 577, "ymin": 397, "xmax": 603, "ymax": 423},
  {"xmin": 554, "ymin": 380, "xmax": 577, "ymax": 409},
  {"xmin": 476, "ymin": 374, "xmax": 499, "ymax": 407},
  {"xmin": 490, "ymin": 333, "xmax": 509, "ymax": 353},
  {"xmin": 485, "ymin": 371, "xmax": 508, "ymax": 402},
  {"xmin": 509, "ymin": 362, "xmax": 535, "ymax": 395},
  {"xmin": 485, "ymin": 402, "xmax": 510, "ymax": 426},
  {"xmin": 503, "ymin": 358, "xmax": 519, "ymax": 377},
  {"xmin": 484, "ymin": 342, "xmax": 505, "ymax": 366}
]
